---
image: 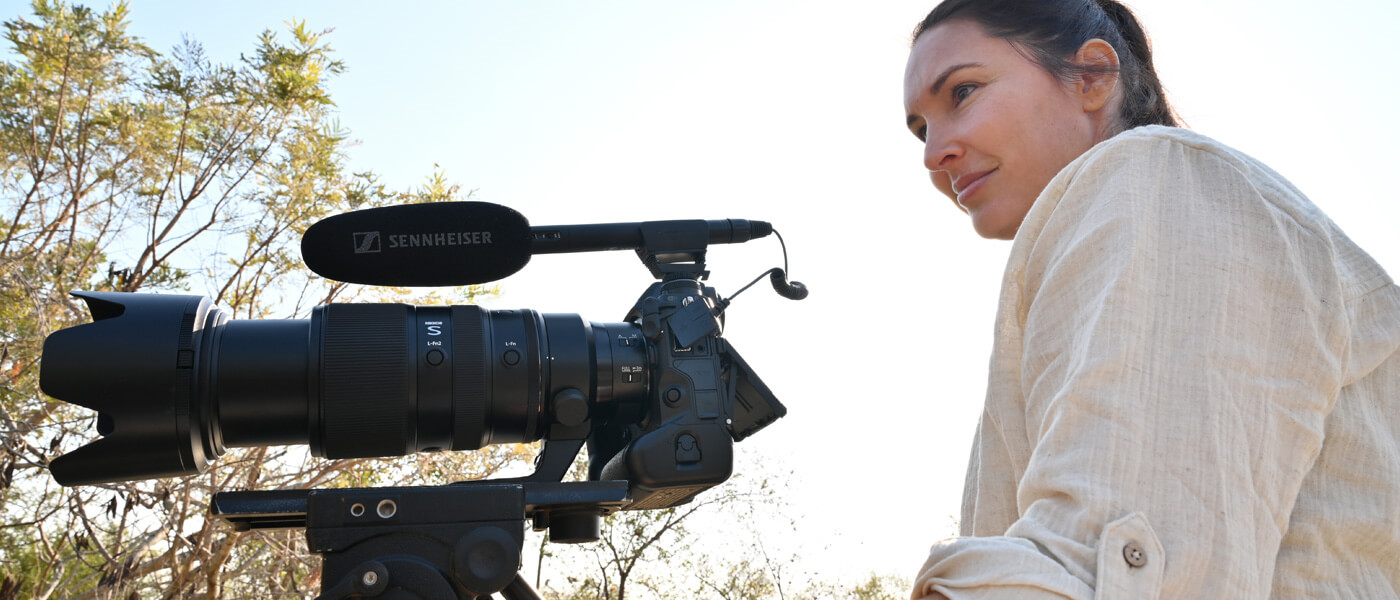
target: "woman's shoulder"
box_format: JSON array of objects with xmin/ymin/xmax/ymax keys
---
[
  {"xmin": 1020, "ymin": 124, "xmax": 1326, "ymax": 276},
  {"xmin": 1048, "ymin": 125, "xmax": 1318, "ymax": 225},
  {"xmin": 1027, "ymin": 125, "xmax": 1394, "ymax": 303},
  {"xmin": 1076, "ymin": 125, "xmax": 1271, "ymax": 179}
]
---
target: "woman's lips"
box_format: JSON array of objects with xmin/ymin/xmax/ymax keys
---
[{"xmin": 954, "ymin": 169, "xmax": 996, "ymax": 207}]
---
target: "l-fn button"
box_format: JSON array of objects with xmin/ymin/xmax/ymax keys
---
[{"xmin": 425, "ymin": 349, "xmax": 445, "ymax": 366}]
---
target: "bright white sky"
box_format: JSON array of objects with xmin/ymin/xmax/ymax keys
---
[{"xmin": 56, "ymin": 0, "xmax": 1400, "ymax": 586}]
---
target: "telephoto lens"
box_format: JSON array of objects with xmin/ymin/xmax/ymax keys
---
[{"xmin": 41, "ymin": 291, "xmax": 648, "ymax": 486}]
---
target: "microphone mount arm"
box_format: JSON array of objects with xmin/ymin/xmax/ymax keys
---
[{"xmin": 529, "ymin": 219, "xmax": 772, "ymax": 280}]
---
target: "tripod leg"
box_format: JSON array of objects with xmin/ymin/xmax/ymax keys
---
[{"xmin": 498, "ymin": 573, "xmax": 543, "ymax": 600}]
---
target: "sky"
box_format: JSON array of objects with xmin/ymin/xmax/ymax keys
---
[{"xmin": 12, "ymin": 0, "xmax": 1400, "ymax": 587}]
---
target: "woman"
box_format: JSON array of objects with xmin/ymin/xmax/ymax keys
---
[{"xmin": 902, "ymin": 0, "xmax": 1400, "ymax": 598}]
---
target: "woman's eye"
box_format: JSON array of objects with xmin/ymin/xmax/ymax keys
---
[{"xmin": 953, "ymin": 83, "xmax": 976, "ymax": 104}]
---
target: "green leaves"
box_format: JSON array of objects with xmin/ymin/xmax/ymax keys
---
[
  {"xmin": 0, "ymin": 2, "xmax": 500, "ymax": 597},
  {"xmin": 247, "ymin": 20, "xmax": 344, "ymax": 110}
]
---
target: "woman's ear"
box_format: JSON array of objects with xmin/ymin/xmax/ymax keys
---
[{"xmin": 1074, "ymin": 39, "xmax": 1120, "ymax": 113}]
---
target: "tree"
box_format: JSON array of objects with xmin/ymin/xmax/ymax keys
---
[
  {"xmin": 529, "ymin": 456, "xmax": 910, "ymax": 600},
  {"xmin": 1, "ymin": 3, "xmax": 902, "ymax": 598},
  {"xmin": 791, "ymin": 573, "xmax": 911, "ymax": 600},
  {"xmin": 529, "ymin": 459, "xmax": 794, "ymax": 600},
  {"xmin": 0, "ymin": 2, "xmax": 519, "ymax": 597}
]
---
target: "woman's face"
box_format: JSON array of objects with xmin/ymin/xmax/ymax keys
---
[{"xmin": 903, "ymin": 20, "xmax": 1109, "ymax": 240}]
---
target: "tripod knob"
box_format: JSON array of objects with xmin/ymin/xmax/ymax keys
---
[
  {"xmin": 316, "ymin": 558, "xmax": 454, "ymax": 600},
  {"xmin": 454, "ymin": 526, "xmax": 521, "ymax": 596},
  {"xmin": 548, "ymin": 509, "xmax": 603, "ymax": 544}
]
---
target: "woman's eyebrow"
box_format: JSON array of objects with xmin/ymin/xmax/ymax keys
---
[{"xmin": 930, "ymin": 62, "xmax": 982, "ymax": 95}]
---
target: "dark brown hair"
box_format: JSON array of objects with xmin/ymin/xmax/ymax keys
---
[{"xmin": 913, "ymin": 0, "xmax": 1179, "ymax": 131}]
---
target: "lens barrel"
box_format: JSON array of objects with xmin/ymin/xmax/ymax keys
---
[{"xmin": 42, "ymin": 292, "xmax": 648, "ymax": 486}]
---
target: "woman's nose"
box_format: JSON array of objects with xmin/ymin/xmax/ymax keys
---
[{"xmin": 923, "ymin": 131, "xmax": 962, "ymax": 172}]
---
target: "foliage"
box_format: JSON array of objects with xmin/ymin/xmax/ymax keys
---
[
  {"xmin": 525, "ymin": 457, "xmax": 909, "ymax": 600},
  {"xmin": 0, "ymin": 2, "xmax": 902, "ymax": 598},
  {"xmin": 790, "ymin": 573, "xmax": 912, "ymax": 600},
  {"xmin": 0, "ymin": 2, "xmax": 512, "ymax": 597}
]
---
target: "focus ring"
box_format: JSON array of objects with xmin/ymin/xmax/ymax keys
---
[{"xmin": 320, "ymin": 304, "xmax": 413, "ymax": 458}]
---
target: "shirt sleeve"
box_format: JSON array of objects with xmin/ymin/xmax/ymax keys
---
[{"xmin": 913, "ymin": 132, "xmax": 1349, "ymax": 599}]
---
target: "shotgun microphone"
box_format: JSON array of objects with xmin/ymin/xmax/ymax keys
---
[
  {"xmin": 302, "ymin": 202, "xmax": 776, "ymax": 286},
  {"xmin": 300, "ymin": 202, "xmax": 534, "ymax": 286}
]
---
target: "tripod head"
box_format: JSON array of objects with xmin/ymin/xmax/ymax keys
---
[{"xmin": 214, "ymin": 480, "xmax": 628, "ymax": 599}]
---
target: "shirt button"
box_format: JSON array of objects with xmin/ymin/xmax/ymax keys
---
[{"xmin": 1123, "ymin": 542, "xmax": 1148, "ymax": 568}]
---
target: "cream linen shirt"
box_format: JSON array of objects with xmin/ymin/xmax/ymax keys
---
[{"xmin": 913, "ymin": 126, "xmax": 1400, "ymax": 599}]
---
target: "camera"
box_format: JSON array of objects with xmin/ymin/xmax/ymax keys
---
[{"xmin": 39, "ymin": 201, "xmax": 802, "ymax": 599}]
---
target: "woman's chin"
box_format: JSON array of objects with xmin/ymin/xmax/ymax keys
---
[{"xmin": 969, "ymin": 212, "xmax": 1018, "ymax": 240}]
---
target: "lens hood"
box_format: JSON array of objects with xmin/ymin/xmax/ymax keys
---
[{"xmin": 43, "ymin": 291, "xmax": 222, "ymax": 485}]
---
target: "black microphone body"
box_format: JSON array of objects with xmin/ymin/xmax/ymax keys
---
[
  {"xmin": 301, "ymin": 202, "xmax": 534, "ymax": 287},
  {"xmin": 301, "ymin": 202, "xmax": 773, "ymax": 287}
]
